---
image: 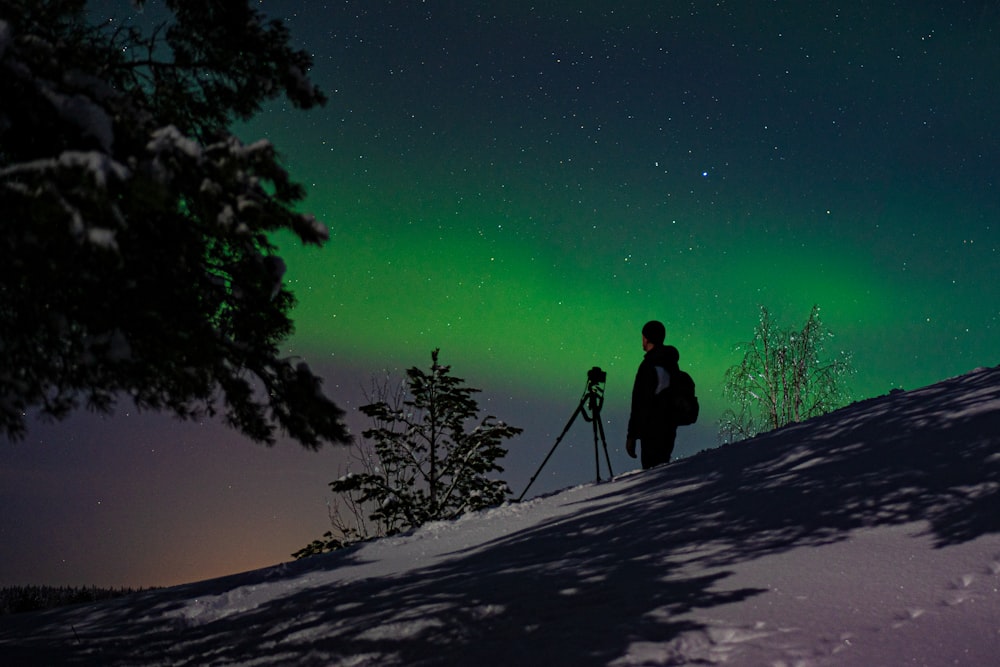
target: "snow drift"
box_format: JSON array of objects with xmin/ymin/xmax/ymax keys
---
[{"xmin": 1, "ymin": 365, "xmax": 999, "ymax": 666}]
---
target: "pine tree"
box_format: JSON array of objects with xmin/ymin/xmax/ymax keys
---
[
  {"xmin": 0, "ymin": 1, "xmax": 348, "ymax": 447},
  {"xmin": 294, "ymin": 350, "xmax": 521, "ymax": 557},
  {"xmin": 720, "ymin": 305, "xmax": 853, "ymax": 443}
]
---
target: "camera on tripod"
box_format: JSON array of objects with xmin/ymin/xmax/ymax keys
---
[{"xmin": 518, "ymin": 365, "xmax": 613, "ymax": 500}]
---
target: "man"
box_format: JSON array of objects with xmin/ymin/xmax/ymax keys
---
[{"xmin": 626, "ymin": 320, "xmax": 680, "ymax": 469}]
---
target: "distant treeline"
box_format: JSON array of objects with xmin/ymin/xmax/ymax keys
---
[{"xmin": 0, "ymin": 585, "xmax": 156, "ymax": 615}]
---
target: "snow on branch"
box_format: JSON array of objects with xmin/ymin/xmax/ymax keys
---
[
  {"xmin": 0, "ymin": 150, "xmax": 131, "ymax": 189},
  {"xmin": 0, "ymin": 20, "xmax": 11, "ymax": 58}
]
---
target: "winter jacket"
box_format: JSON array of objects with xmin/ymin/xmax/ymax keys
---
[{"xmin": 627, "ymin": 344, "xmax": 680, "ymax": 441}]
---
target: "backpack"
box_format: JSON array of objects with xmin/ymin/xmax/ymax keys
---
[{"xmin": 669, "ymin": 369, "xmax": 700, "ymax": 426}]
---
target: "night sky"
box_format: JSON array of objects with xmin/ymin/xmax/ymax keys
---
[{"xmin": 2, "ymin": 1, "xmax": 998, "ymax": 588}]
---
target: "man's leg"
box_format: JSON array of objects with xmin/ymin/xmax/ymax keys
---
[
  {"xmin": 640, "ymin": 432, "xmax": 676, "ymax": 469},
  {"xmin": 640, "ymin": 440, "xmax": 670, "ymax": 469}
]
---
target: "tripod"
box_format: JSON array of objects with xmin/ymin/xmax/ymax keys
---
[{"xmin": 518, "ymin": 367, "xmax": 613, "ymax": 501}]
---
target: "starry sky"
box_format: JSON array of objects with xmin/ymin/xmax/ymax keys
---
[{"xmin": 1, "ymin": 0, "xmax": 998, "ymax": 588}]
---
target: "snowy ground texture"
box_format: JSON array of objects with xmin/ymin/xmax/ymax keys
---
[{"xmin": 2, "ymin": 365, "xmax": 999, "ymax": 666}]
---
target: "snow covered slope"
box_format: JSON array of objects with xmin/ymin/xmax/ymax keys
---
[{"xmin": 2, "ymin": 365, "xmax": 999, "ymax": 666}]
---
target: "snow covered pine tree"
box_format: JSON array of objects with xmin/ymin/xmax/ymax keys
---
[
  {"xmin": 295, "ymin": 350, "xmax": 522, "ymax": 557},
  {"xmin": 0, "ymin": 1, "xmax": 349, "ymax": 447}
]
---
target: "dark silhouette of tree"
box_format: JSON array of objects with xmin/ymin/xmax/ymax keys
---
[
  {"xmin": 294, "ymin": 350, "xmax": 522, "ymax": 557},
  {"xmin": 0, "ymin": 0, "xmax": 349, "ymax": 447},
  {"xmin": 720, "ymin": 305, "xmax": 853, "ymax": 443}
]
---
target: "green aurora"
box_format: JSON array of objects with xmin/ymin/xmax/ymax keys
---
[
  {"xmin": 247, "ymin": 1, "xmax": 997, "ymax": 435},
  {"xmin": 274, "ymin": 173, "xmax": 995, "ymax": 419}
]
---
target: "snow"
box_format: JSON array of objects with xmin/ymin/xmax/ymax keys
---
[
  {"xmin": 1, "ymin": 365, "xmax": 998, "ymax": 666},
  {"xmin": 147, "ymin": 125, "xmax": 203, "ymax": 159},
  {"xmin": 301, "ymin": 212, "xmax": 330, "ymax": 242},
  {"xmin": 85, "ymin": 227, "xmax": 118, "ymax": 250},
  {"xmin": 41, "ymin": 86, "xmax": 115, "ymax": 152},
  {"xmin": 233, "ymin": 138, "xmax": 274, "ymax": 158},
  {"xmin": 0, "ymin": 21, "xmax": 11, "ymax": 58},
  {"xmin": 0, "ymin": 151, "xmax": 130, "ymax": 190}
]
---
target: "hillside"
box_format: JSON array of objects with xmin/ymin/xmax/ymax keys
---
[{"xmin": 1, "ymin": 365, "xmax": 999, "ymax": 666}]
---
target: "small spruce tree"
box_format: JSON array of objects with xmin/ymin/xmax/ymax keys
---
[{"xmin": 294, "ymin": 350, "xmax": 521, "ymax": 557}]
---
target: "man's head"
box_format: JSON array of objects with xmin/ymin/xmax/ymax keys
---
[{"xmin": 641, "ymin": 320, "xmax": 666, "ymax": 348}]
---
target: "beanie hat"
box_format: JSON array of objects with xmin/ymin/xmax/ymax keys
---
[{"xmin": 641, "ymin": 320, "xmax": 666, "ymax": 346}]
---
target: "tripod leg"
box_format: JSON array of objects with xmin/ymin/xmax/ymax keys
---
[
  {"xmin": 585, "ymin": 388, "xmax": 613, "ymax": 482},
  {"xmin": 596, "ymin": 411, "xmax": 613, "ymax": 479},
  {"xmin": 517, "ymin": 399, "xmax": 585, "ymax": 501},
  {"xmin": 591, "ymin": 414, "xmax": 602, "ymax": 482}
]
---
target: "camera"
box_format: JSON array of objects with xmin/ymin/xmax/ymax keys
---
[{"xmin": 587, "ymin": 366, "xmax": 607, "ymax": 384}]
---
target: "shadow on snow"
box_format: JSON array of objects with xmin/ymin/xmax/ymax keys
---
[{"xmin": 1, "ymin": 366, "xmax": 998, "ymax": 665}]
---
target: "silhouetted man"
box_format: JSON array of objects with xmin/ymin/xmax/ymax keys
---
[{"xmin": 625, "ymin": 320, "xmax": 680, "ymax": 469}]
